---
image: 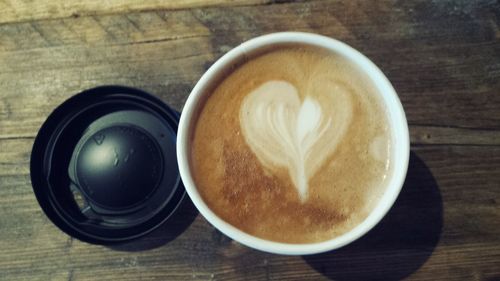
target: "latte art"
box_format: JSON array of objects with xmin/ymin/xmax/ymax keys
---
[
  {"xmin": 240, "ymin": 80, "xmax": 352, "ymax": 201},
  {"xmin": 191, "ymin": 45, "xmax": 392, "ymax": 243}
]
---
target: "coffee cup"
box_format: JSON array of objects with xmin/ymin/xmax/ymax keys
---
[{"xmin": 177, "ymin": 32, "xmax": 409, "ymax": 255}]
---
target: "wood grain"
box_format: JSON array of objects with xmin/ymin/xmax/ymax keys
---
[
  {"xmin": 0, "ymin": 0, "xmax": 271, "ymax": 24},
  {"xmin": 1, "ymin": 0, "xmax": 499, "ymax": 280}
]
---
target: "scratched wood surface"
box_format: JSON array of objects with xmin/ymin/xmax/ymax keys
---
[{"xmin": 1, "ymin": 0, "xmax": 500, "ymax": 280}]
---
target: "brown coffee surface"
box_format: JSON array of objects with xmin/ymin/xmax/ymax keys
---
[{"xmin": 191, "ymin": 45, "xmax": 392, "ymax": 243}]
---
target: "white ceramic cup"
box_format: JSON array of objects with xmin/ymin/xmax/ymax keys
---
[{"xmin": 177, "ymin": 32, "xmax": 410, "ymax": 255}]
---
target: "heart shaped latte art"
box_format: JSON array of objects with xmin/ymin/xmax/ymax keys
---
[{"xmin": 239, "ymin": 80, "xmax": 353, "ymax": 202}]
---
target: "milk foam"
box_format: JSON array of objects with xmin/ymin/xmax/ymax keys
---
[
  {"xmin": 240, "ymin": 80, "xmax": 353, "ymax": 201},
  {"xmin": 192, "ymin": 46, "xmax": 392, "ymax": 243}
]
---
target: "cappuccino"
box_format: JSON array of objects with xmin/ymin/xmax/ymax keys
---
[{"xmin": 190, "ymin": 45, "xmax": 392, "ymax": 243}]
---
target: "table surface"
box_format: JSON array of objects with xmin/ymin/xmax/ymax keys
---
[{"xmin": 1, "ymin": 0, "xmax": 499, "ymax": 280}]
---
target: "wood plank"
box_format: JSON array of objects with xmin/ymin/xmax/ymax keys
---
[
  {"xmin": 0, "ymin": 138, "xmax": 31, "ymax": 176},
  {"xmin": 1, "ymin": 146, "xmax": 499, "ymax": 280},
  {"xmin": 0, "ymin": 35, "xmax": 215, "ymax": 139},
  {"xmin": 0, "ymin": 10, "xmax": 212, "ymax": 51},
  {"xmin": 0, "ymin": 0, "xmax": 270, "ymax": 25},
  {"xmin": 410, "ymin": 125, "xmax": 500, "ymax": 146}
]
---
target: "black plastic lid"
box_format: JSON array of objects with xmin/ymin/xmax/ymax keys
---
[{"xmin": 30, "ymin": 86, "xmax": 185, "ymax": 244}]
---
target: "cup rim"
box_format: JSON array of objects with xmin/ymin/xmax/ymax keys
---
[{"xmin": 177, "ymin": 32, "xmax": 410, "ymax": 255}]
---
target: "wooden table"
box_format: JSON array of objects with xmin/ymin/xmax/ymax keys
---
[{"xmin": 1, "ymin": 1, "xmax": 499, "ymax": 280}]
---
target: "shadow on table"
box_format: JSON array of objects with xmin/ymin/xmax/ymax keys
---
[
  {"xmin": 304, "ymin": 151, "xmax": 443, "ymax": 281},
  {"xmin": 108, "ymin": 193, "xmax": 199, "ymax": 252}
]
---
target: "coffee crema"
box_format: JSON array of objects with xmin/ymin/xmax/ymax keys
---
[{"xmin": 191, "ymin": 45, "xmax": 392, "ymax": 243}]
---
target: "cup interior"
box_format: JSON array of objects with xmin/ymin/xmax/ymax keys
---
[{"xmin": 177, "ymin": 32, "xmax": 409, "ymax": 255}]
